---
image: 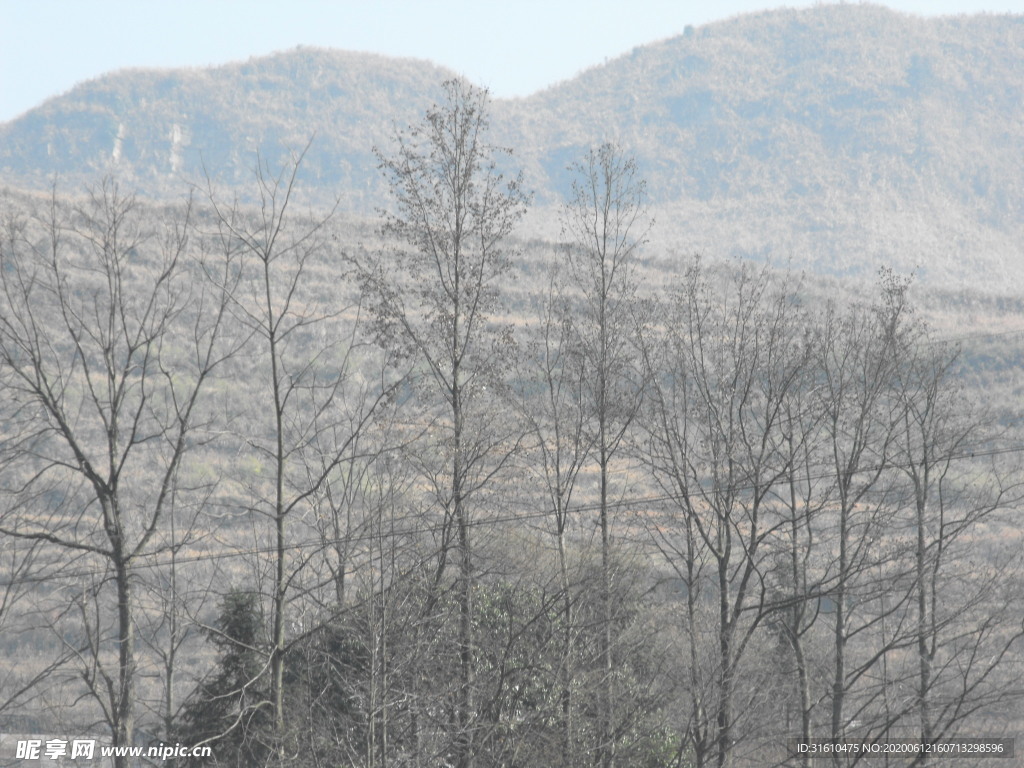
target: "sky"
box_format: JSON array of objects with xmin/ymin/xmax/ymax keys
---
[{"xmin": 2, "ymin": 0, "xmax": 1023, "ymax": 123}]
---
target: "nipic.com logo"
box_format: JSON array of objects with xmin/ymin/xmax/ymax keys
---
[{"xmin": 14, "ymin": 738, "xmax": 212, "ymax": 761}]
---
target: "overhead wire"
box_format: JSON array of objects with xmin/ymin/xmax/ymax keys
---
[
  {"xmin": 1, "ymin": 308, "xmax": 1022, "ymax": 585},
  {"xmin": 3, "ymin": 438, "xmax": 1023, "ymax": 588}
]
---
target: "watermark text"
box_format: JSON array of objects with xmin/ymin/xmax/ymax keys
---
[{"xmin": 15, "ymin": 739, "xmax": 213, "ymax": 761}]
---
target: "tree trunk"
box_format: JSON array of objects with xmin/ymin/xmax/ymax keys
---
[{"xmin": 113, "ymin": 552, "xmax": 135, "ymax": 768}]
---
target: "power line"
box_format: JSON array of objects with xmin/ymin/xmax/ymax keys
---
[
  {"xmin": 929, "ymin": 327, "xmax": 1024, "ymax": 345},
  {"xmin": 3, "ymin": 439, "xmax": 1023, "ymax": 588}
]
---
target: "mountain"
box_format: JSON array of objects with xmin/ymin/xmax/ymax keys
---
[
  {"xmin": 502, "ymin": 5, "xmax": 1024, "ymax": 287},
  {"xmin": 1, "ymin": 5, "xmax": 1022, "ymax": 288},
  {"xmin": 0, "ymin": 49, "xmax": 455, "ymax": 212}
]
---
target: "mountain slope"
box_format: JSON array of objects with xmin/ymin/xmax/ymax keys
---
[
  {"xmin": 1, "ymin": 5, "xmax": 1022, "ymax": 287},
  {"xmin": 0, "ymin": 48, "xmax": 455, "ymax": 211},
  {"xmin": 502, "ymin": 5, "xmax": 1024, "ymax": 285}
]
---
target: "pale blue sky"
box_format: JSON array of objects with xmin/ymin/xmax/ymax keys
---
[{"xmin": 2, "ymin": 0, "xmax": 1022, "ymax": 123}]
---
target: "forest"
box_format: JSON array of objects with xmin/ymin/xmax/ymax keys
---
[{"xmin": 0, "ymin": 80, "xmax": 1021, "ymax": 768}]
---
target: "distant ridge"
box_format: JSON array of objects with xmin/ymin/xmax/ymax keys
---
[
  {"xmin": 0, "ymin": 48, "xmax": 457, "ymax": 212},
  {"xmin": 2, "ymin": 5, "xmax": 1022, "ymax": 288}
]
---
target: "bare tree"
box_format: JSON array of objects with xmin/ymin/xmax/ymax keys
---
[
  {"xmin": 812, "ymin": 277, "xmax": 915, "ymax": 758},
  {"xmin": 518, "ymin": 261, "xmax": 595, "ymax": 765},
  {"xmin": 891, "ymin": 317, "xmax": 1024, "ymax": 764},
  {"xmin": 362, "ymin": 78, "xmax": 529, "ymax": 768},
  {"xmin": 136, "ymin": 493, "xmax": 211, "ymax": 742},
  {"xmin": 0, "ymin": 535, "xmax": 69, "ymax": 728},
  {"xmin": 639, "ymin": 260, "xmax": 811, "ymax": 768},
  {"xmin": 770, "ymin": 351, "xmax": 830, "ymax": 767},
  {"xmin": 199, "ymin": 145, "xmax": 398, "ymax": 759},
  {"xmin": 560, "ymin": 143, "xmax": 650, "ymax": 768},
  {"xmin": 0, "ymin": 181, "xmax": 233, "ymax": 765}
]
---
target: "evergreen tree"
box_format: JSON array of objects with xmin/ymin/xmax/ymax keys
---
[{"xmin": 177, "ymin": 591, "xmax": 271, "ymax": 767}]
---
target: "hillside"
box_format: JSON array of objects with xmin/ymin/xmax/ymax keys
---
[
  {"xmin": 1, "ymin": 4, "xmax": 1022, "ymax": 287},
  {"xmin": 507, "ymin": 6, "xmax": 1024, "ymax": 286},
  {"xmin": 0, "ymin": 49, "xmax": 455, "ymax": 212}
]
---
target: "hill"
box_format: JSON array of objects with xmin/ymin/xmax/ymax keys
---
[
  {"xmin": 1, "ymin": 4, "xmax": 1022, "ymax": 288},
  {"xmin": 0, "ymin": 49, "xmax": 455, "ymax": 212},
  {"xmin": 503, "ymin": 5, "xmax": 1024, "ymax": 286}
]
